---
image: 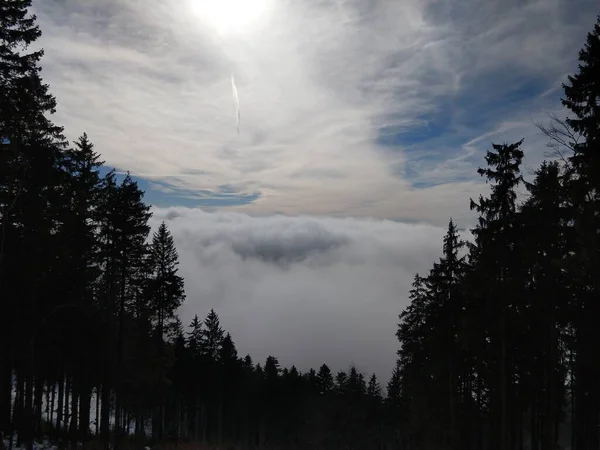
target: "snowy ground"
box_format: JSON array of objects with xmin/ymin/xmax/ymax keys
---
[{"xmin": 2, "ymin": 435, "xmax": 58, "ymax": 450}]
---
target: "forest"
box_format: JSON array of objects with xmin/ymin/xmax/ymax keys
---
[{"xmin": 1, "ymin": 1, "xmax": 599, "ymax": 449}]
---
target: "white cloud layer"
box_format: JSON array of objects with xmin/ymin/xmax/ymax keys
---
[
  {"xmin": 32, "ymin": 0, "xmax": 598, "ymax": 222},
  {"xmin": 151, "ymin": 207, "xmax": 453, "ymax": 382}
]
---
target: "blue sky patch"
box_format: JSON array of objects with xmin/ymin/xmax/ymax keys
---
[
  {"xmin": 376, "ymin": 67, "xmax": 555, "ymax": 189},
  {"xmin": 98, "ymin": 166, "xmax": 260, "ymax": 208}
]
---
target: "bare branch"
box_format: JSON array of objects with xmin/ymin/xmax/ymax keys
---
[{"xmin": 532, "ymin": 113, "xmax": 582, "ymax": 167}]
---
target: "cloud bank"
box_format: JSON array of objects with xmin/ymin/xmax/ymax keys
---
[{"xmin": 152, "ymin": 208, "xmax": 454, "ymax": 382}]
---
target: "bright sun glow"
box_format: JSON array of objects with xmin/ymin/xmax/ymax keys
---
[{"xmin": 190, "ymin": 0, "xmax": 270, "ymax": 36}]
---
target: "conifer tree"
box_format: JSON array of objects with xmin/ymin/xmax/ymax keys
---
[
  {"xmin": 148, "ymin": 221, "xmax": 185, "ymax": 341},
  {"xmin": 317, "ymin": 364, "xmax": 334, "ymax": 395},
  {"xmin": 560, "ymin": 16, "xmax": 600, "ymax": 450},
  {"xmin": 202, "ymin": 309, "xmax": 224, "ymax": 360},
  {"xmin": 0, "ymin": 2, "xmax": 65, "ymax": 446},
  {"xmin": 187, "ymin": 314, "xmax": 204, "ymax": 357},
  {"xmin": 469, "ymin": 140, "xmax": 525, "ymax": 450},
  {"xmin": 367, "ymin": 374, "xmax": 381, "ymax": 400}
]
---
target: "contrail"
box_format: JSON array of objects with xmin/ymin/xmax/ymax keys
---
[{"xmin": 231, "ymin": 73, "xmax": 240, "ymax": 135}]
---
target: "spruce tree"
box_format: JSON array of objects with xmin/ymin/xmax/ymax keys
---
[
  {"xmin": 521, "ymin": 161, "xmax": 570, "ymax": 450},
  {"xmin": 0, "ymin": 0, "xmax": 64, "ymax": 146},
  {"xmin": 562, "ymin": 15, "xmax": 600, "ymax": 185},
  {"xmin": 335, "ymin": 371, "xmax": 348, "ymax": 396},
  {"xmin": 469, "ymin": 140, "xmax": 525, "ymax": 450},
  {"xmin": 219, "ymin": 333, "xmax": 238, "ymax": 363},
  {"xmin": 317, "ymin": 364, "xmax": 334, "ymax": 395},
  {"xmin": 148, "ymin": 221, "xmax": 185, "ymax": 342},
  {"xmin": 561, "ymin": 15, "xmax": 600, "ymax": 450},
  {"xmin": 59, "ymin": 133, "xmax": 104, "ymax": 445},
  {"xmin": 367, "ymin": 374, "xmax": 381, "ymax": 400},
  {"xmin": 202, "ymin": 309, "xmax": 224, "ymax": 361},
  {"xmin": 187, "ymin": 314, "xmax": 204, "ymax": 358},
  {"xmin": 0, "ymin": 2, "xmax": 65, "ymax": 446},
  {"xmin": 386, "ymin": 363, "xmax": 402, "ymax": 406}
]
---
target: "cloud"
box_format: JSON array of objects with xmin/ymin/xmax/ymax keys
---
[
  {"xmin": 31, "ymin": 0, "xmax": 598, "ymax": 222},
  {"xmin": 151, "ymin": 207, "xmax": 456, "ymax": 382}
]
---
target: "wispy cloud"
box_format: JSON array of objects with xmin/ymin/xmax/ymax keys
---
[{"xmin": 33, "ymin": 0, "xmax": 597, "ymax": 222}]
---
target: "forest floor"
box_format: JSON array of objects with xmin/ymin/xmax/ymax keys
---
[
  {"xmin": 1, "ymin": 436, "xmax": 58, "ymax": 450},
  {"xmin": 1, "ymin": 437, "xmax": 259, "ymax": 450}
]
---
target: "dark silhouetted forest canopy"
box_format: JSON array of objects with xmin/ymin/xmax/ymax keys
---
[{"xmin": 1, "ymin": 2, "xmax": 600, "ymax": 449}]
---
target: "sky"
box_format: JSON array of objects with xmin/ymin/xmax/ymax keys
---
[{"xmin": 32, "ymin": 0, "xmax": 597, "ymax": 382}]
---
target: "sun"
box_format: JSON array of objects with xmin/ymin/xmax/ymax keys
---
[{"xmin": 190, "ymin": 0, "xmax": 270, "ymax": 36}]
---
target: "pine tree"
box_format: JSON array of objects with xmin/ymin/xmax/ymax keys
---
[
  {"xmin": 0, "ymin": 0, "xmax": 64, "ymax": 146},
  {"xmin": 427, "ymin": 219, "xmax": 466, "ymax": 447},
  {"xmin": 561, "ymin": 16, "xmax": 600, "ymax": 450},
  {"xmin": 0, "ymin": 2, "xmax": 66, "ymax": 446},
  {"xmin": 562, "ymin": 15, "xmax": 600, "ymax": 186},
  {"xmin": 469, "ymin": 140, "xmax": 525, "ymax": 450},
  {"xmin": 347, "ymin": 367, "xmax": 366, "ymax": 398},
  {"xmin": 219, "ymin": 333, "xmax": 238, "ymax": 363},
  {"xmin": 264, "ymin": 356, "xmax": 281, "ymax": 381},
  {"xmin": 58, "ymin": 133, "xmax": 104, "ymax": 445},
  {"xmin": 202, "ymin": 309, "xmax": 224, "ymax": 361},
  {"xmin": 396, "ymin": 273, "xmax": 430, "ymax": 434},
  {"xmin": 305, "ymin": 368, "xmax": 318, "ymax": 391},
  {"xmin": 116, "ymin": 175, "xmax": 153, "ymax": 442},
  {"xmin": 187, "ymin": 315, "xmax": 204, "ymax": 357},
  {"xmin": 520, "ymin": 161, "xmax": 570, "ymax": 450},
  {"xmin": 367, "ymin": 374, "xmax": 381, "ymax": 400},
  {"xmin": 217, "ymin": 333, "xmax": 239, "ymax": 444},
  {"xmin": 148, "ymin": 221, "xmax": 185, "ymax": 342},
  {"xmin": 242, "ymin": 354, "xmax": 254, "ymax": 372},
  {"xmin": 335, "ymin": 371, "xmax": 348, "ymax": 396},
  {"xmin": 317, "ymin": 364, "xmax": 334, "ymax": 395}
]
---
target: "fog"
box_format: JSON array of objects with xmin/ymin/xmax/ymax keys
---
[{"xmin": 152, "ymin": 207, "xmax": 455, "ymax": 382}]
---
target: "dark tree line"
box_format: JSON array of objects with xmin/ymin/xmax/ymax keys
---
[
  {"xmin": 393, "ymin": 15, "xmax": 600, "ymax": 450},
  {"xmin": 161, "ymin": 311, "xmax": 390, "ymax": 449},
  {"xmin": 2, "ymin": 1, "xmax": 600, "ymax": 450}
]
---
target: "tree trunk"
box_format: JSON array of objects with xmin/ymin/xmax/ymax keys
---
[
  {"xmin": 201, "ymin": 402, "xmax": 207, "ymax": 443},
  {"xmin": 95, "ymin": 386, "xmax": 100, "ymax": 436},
  {"xmin": 135, "ymin": 415, "xmax": 144, "ymax": 442},
  {"xmin": 23, "ymin": 340, "xmax": 35, "ymax": 450},
  {"xmin": 44, "ymin": 382, "xmax": 50, "ymax": 425},
  {"xmin": 217, "ymin": 399, "xmax": 223, "ymax": 444},
  {"xmin": 56, "ymin": 371, "xmax": 64, "ymax": 434},
  {"xmin": 50, "ymin": 381, "xmax": 56, "ymax": 427},
  {"xmin": 531, "ymin": 401, "xmax": 537, "ymax": 450},
  {"xmin": 194, "ymin": 399, "xmax": 200, "ymax": 441},
  {"xmin": 574, "ymin": 324, "xmax": 585, "ymax": 450},
  {"xmin": 115, "ymin": 265, "xmax": 126, "ymax": 447},
  {"xmin": 100, "ymin": 382, "xmax": 111, "ymax": 447},
  {"xmin": 570, "ymin": 342, "xmax": 576, "ymax": 450},
  {"xmin": 152, "ymin": 409, "xmax": 158, "ymax": 441},
  {"xmin": 161, "ymin": 402, "xmax": 166, "ymax": 441},
  {"xmin": 79, "ymin": 381, "xmax": 91, "ymax": 443},
  {"xmin": 33, "ymin": 376, "xmax": 43, "ymax": 437},
  {"xmin": 0, "ymin": 344, "xmax": 12, "ymax": 435},
  {"xmin": 69, "ymin": 377, "xmax": 79, "ymax": 447},
  {"xmin": 500, "ymin": 292, "xmax": 508, "ymax": 450},
  {"xmin": 12, "ymin": 374, "xmax": 24, "ymax": 449},
  {"xmin": 63, "ymin": 375, "xmax": 71, "ymax": 438}
]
